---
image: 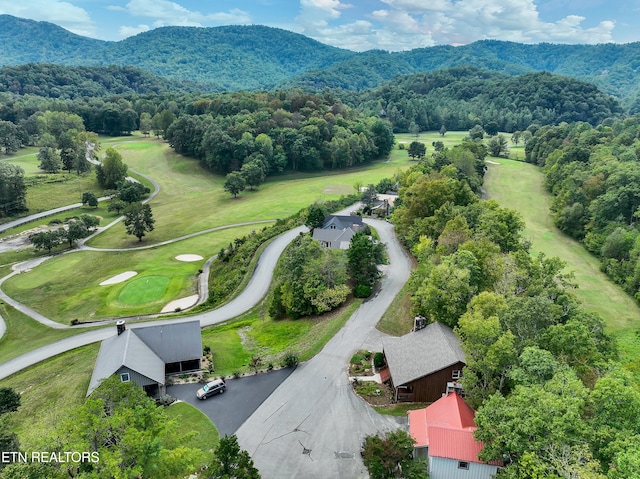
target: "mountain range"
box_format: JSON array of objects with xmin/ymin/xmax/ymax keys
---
[{"xmin": 1, "ymin": 14, "xmax": 640, "ymax": 104}]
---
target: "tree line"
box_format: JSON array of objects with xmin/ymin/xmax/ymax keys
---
[{"xmin": 390, "ymin": 140, "xmax": 637, "ymax": 477}]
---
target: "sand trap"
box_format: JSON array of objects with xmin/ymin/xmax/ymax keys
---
[
  {"xmin": 175, "ymin": 254, "xmax": 204, "ymax": 262},
  {"xmin": 161, "ymin": 294, "xmax": 199, "ymax": 313},
  {"xmin": 100, "ymin": 271, "xmax": 138, "ymax": 285},
  {"xmin": 486, "ymin": 160, "xmax": 500, "ymax": 165}
]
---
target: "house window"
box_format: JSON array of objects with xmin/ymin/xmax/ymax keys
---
[
  {"xmin": 452, "ymin": 370, "xmax": 462, "ymax": 380},
  {"xmin": 458, "ymin": 461, "xmax": 469, "ymax": 470},
  {"xmin": 120, "ymin": 373, "xmax": 130, "ymax": 382}
]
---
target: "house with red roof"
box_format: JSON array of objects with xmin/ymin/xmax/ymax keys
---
[{"xmin": 408, "ymin": 392, "xmax": 501, "ymax": 479}]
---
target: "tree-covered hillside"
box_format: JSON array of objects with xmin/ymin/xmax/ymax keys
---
[
  {"xmin": 2, "ymin": 14, "xmax": 640, "ymax": 102},
  {"xmin": 348, "ymin": 67, "xmax": 623, "ymax": 133},
  {"xmin": 0, "ymin": 64, "xmax": 193, "ymax": 99}
]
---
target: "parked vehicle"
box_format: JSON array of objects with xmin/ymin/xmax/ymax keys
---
[{"xmin": 196, "ymin": 379, "xmax": 226, "ymax": 399}]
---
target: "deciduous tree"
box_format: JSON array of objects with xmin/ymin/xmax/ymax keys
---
[
  {"xmin": 224, "ymin": 171, "xmax": 246, "ymax": 198},
  {"xmin": 209, "ymin": 435, "xmax": 260, "ymax": 479},
  {"xmin": 123, "ymin": 202, "xmax": 155, "ymax": 242}
]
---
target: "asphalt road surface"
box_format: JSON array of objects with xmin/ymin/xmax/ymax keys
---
[
  {"xmin": 167, "ymin": 368, "xmax": 294, "ymax": 437},
  {"xmin": 235, "ymin": 218, "xmax": 413, "ymax": 479}
]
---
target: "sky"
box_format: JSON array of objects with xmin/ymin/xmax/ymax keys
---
[{"xmin": 1, "ymin": 0, "xmax": 639, "ymax": 52}]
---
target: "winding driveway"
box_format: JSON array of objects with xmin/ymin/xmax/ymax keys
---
[{"xmin": 0, "ymin": 165, "xmax": 414, "ymax": 478}]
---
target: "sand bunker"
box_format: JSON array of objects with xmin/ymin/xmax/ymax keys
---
[
  {"xmin": 161, "ymin": 294, "xmax": 199, "ymax": 313},
  {"xmin": 100, "ymin": 271, "xmax": 138, "ymax": 285},
  {"xmin": 175, "ymin": 254, "xmax": 204, "ymax": 262},
  {"xmin": 486, "ymin": 160, "xmax": 500, "ymax": 165}
]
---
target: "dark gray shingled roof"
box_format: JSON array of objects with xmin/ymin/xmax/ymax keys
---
[
  {"xmin": 87, "ymin": 329, "xmax": 165, "ymax": 396},
  {"xmin": 382, "ymin": 322, "xmax": 466, "ymax": 387},
  {"xmin": 132, "ymin": 320, "xmax": 202, "ymax": 363}
]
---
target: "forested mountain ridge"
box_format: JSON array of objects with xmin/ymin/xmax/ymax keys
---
[
  {"xmin": 2, "ymin": 14, "xmax": 640, "ymax": 102},
  {"xmin": 347, "ymin": 67, "xmax": 623, "ymax": 133}
]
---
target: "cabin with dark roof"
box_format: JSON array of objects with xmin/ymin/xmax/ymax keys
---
[
  {"xmin": 382, "ymin": 321, "xmax": 466, "ymax": 403},
  {"xmin": 87, "ymin": 320, "xmax": 202, "ymax": 397}
]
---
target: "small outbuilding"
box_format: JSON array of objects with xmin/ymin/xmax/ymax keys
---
[
  {"xmin": 382, "ymin": 321, "xmax": 466, "ymax": 403},
  {"xmin": 87, "ymin": 320, "xmax": 203, "ymax": 397},
  {"xmin": 408, "ymin": 392, "xmax": 501, "ymax": 479}
]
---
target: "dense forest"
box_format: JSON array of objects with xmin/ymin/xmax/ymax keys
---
[
  {"xmin": 3, "ymin": 14, "xmax": 640, "ymax": 105},
  {"xmin": 347, "ymin": 66, "xmax": 623, "ymax": 133},
  {"xmin": 525, "ymin": 117, "xmax": 640, "ymax": 305},
  {"xmin": 163, "ymin": 91, "xmax": 395, "ymax": 175},
  {"xmin": 390, "ymin": 145, "xmax": 638, "ymax": 478},
  {"xmin": 0, "ymin": 64, "xmax": 193, "ymax": 99}
]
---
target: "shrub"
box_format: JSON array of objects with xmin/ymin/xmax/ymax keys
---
[
  {"xmin": 281, "ymin": 351, "xmax": 299, "ymax": 368},
  {"xmin": 373, "ymin": 352, "xmax": 385, "ymax": 369},
  {"xmin": 354, "ymin": 284, "xmax": 372, "ymax": 298}
]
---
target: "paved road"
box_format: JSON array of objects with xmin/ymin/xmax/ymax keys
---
[
  {"xmin": 0, "ymin": 226, "xmax": 308, "ymax": 380},
  {"xmin": 167, "ymin": 368, "xmax": 294, "ymax": 437},
  {"xmin": 235, "ymin": 218, "xmax": 413, "ymax": 479}
]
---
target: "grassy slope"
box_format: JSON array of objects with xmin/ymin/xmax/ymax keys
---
[
  {"xmin": 484, "ymin": 157, "xmax": 640, "ymax": 365},
  {"xmin": 165, "ymin": 401, "xmax": 219, "ymax": 464}
]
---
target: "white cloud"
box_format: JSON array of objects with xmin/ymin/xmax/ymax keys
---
[
  {"xmin": 116, "ymin": 0, "xmax": 251, "ymax": 33},
  {"xmin": 370, "ymin": 0, "xmax": 615, "ymax": 47},
  {"xmin": 0, "ymin": 0, "xmax": 96, "ymax": 37},
  {"xmin": 119, "ymin": 24, "xmax": 150, "ymax": 38}
]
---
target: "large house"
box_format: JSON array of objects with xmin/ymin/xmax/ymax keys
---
[
  {"xmin": 87, "ymin": 319, "xmax": 203, "ymax": 397},
  {"xmin": 382, "ymin": 321, "xmax": 466, "ymax": 402},
  {"xmin": 312, "ymin": 214, "xmax": 364, "ymax": 249},
  {"xmin": 408, "ymin": 392, "xmax": 501, "ymax": 479}
]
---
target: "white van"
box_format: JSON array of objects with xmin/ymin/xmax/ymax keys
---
[{"xmin": 196, "ymin": 379, "xmax": 226, "ymax": 399}]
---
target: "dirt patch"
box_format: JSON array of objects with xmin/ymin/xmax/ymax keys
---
[
  {"xmin": 238, "ymin": 326, "xmax": 256, "ymax": 349},
  {"xmin": 352, "ymin": 379, "xmax": 395, "ymax": 406},
  {"xmin": 321, "ymin": 184, "xmax": 353, "ymax": 195},
  {"xmin": 0, "ymin": 224, "xmax": 59, "ymax": 253}
]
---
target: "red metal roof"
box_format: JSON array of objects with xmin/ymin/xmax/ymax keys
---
[
  {"xmin": 408, "ymin": 408, "xmax": 428, "ymax": 448},
  {"xmin": 424, "ymin": 391, "xmax": 476, "ymax": 430},
  {"xmin": 409, "ymin": 392, "xmax": 499, "ymax": 465},
  {"xmin": 427, "ymin": 426, "xmax": 484, "ymax": 462}
]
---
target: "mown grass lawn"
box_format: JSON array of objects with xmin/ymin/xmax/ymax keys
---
[
  {"xmin": 165, "ymin": 401, "xmax": 219, "ymax": 465},
  {"xmin": 484, "ymin": 157, "xmax": 640, "ymax": 366},
  {"xmin": 202, "ymin": 299, "xmax": 362, "ymax": 377},
  {"xmin": 2, "ymin": 223, "xmax": 261, "ymax": 323}
]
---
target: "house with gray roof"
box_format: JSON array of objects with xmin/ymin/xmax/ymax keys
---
[
  {"xmin": 312, "ymin": 214, "xmax": 363, "ymax": 249},
  {"xmin": 87, "ymin": 320, "xmax": 203, "ymax": 397},
  {"xmin": 382, "ymin": 321, "xmax": 466, "ymax": 403}
]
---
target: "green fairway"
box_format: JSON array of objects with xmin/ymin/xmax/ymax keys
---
[
  {"xmin": 484, "ymin": 157, "xmax": 640, "ymax": 365},
  {"xmin": 86, "ymin": 136, "xmax": 413, "ymax": 248},
  {"xmin": 2, "ymin": 223, "xmax": 261, "ymax": 323}
]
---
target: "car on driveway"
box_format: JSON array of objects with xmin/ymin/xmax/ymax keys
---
[{"xmin": 196, "ymin": 379, "xmax": 226, "ymax": 399}]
